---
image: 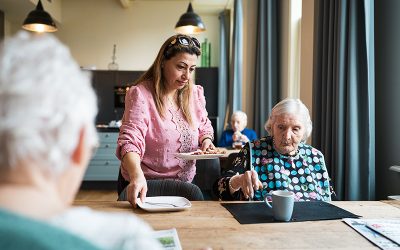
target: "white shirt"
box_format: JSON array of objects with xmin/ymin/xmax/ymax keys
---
[{"xmin": 50, "ymin": 206, "xmax": 162, "ymax": 250}]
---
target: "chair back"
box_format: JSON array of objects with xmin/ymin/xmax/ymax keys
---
[
  {"xmin": 193, "ymin": 158, "xmax": 221, "ymax": 192},
  {"xmin": 117, "ymin": 169, "xmax": 204, "ymax": 201},
  {"xmin": 147, "ymin": 179, "xmax": 204, "ymax": 201}
]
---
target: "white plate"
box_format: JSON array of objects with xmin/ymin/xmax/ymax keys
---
[
  {"xmin": 175, "ymin": 152, "xmax": 225, "ymax": 160},
  {"xmin": 137, "ymin": 196, "xmax": 192, "ymax": 212}
]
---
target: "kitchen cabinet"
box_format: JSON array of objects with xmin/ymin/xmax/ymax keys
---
[
  {"xmin": 195, "ymin": 67, "xmax": 219, "ymax": 140},
  {"xmin": 90, "ymin": 70, "xmax": 144, "ymax": 125},
  {"xmin": 83, "ymin": 131, "xmax": 120, "ymax": 181}
]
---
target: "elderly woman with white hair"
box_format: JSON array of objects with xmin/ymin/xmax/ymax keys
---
[
  {"xmin": 218, "ymin": 110, "xmax": 258, "ymax": 148},
  {"xmin": 0, "ymin": 31, "xmax": 161, "ymax": 249},
  {"xmin": 213, "ymin": 98, "xmax": 332, "ymax": 201}
]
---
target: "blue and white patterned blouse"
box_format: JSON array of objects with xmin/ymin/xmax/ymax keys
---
[{"xmin": 213, "ymin": 136, "xmax": 332, "ymax": 201}]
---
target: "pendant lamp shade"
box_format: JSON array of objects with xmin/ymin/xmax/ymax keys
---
[
  {"xmin": 22, "ymin": 0, "xmax": 57, "ymax": 33},
  {"xmin": 175, "ymin": 2, "xmax": 205, "ymax": 34}
]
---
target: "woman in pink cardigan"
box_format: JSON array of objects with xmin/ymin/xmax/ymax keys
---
[{"xmin": 116, "ymin": 35, "xmax": 215, "ymax": 206}]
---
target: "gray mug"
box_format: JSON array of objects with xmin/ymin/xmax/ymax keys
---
[{"xmin": 264, "ymin": 190, "xmax": 294, "ymax": 222}]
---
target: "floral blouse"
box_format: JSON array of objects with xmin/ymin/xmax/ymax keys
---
[
  {"xmin": 213, "ymin": 136, "xmax": 332, "ymax": 201},
  {"xmin": 116, "ymin": 81, "xmax": 214, "ymax": 183}
]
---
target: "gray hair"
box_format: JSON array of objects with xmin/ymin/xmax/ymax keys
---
[
  {"xmin": 0, "ymin": 31, "xmax": 98, "ymax": 174},
  {"xmin": 231, "ymin": 110, "xmax": 248, "ymax": 127},
  {"xmin": 264, "ymin": 98, "xmax": 312, "ymax": 141}
]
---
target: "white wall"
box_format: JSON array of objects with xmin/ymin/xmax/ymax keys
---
[
  {"xmin": 3, "ymin": 12, "xmax": 19, "ymax": 36},
  {"xmin": 280, "ymin": 0, "xmax": 302, "ymax": 99},
  {"xmin": 300, "ymin": 0, "xmax": 314, "ymax": 119},
  {"xmin": 55, "ymin": 0, "xmax": 220, "ymax": 71},
  {"xmin": 280, "ymin": 0, "xmax": 289, "ymax": 98},
  {"xmin": 2, "ymin": 0, "xmax": 221, "ymax": 71},
  {"xmin": 280, "ymin": 0, "xmax": 314, "ymax": 143},
  {"xmin": 4, "ymin": 15, "xmax": 10, "ymax": 36}
]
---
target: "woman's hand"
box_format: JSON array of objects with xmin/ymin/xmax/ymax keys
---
[
  {"xmin": 122, "ymin": 152, "xmax": 147, "ymax": 207},
  {"xmin": 126, "ymin": 171, "xmax": 147, "ymax": 207},
  {"xmin": 200, "ymin": 137, "xmax": 215, "ymax": 151},
  {"xmin": 229, "ymin": 170, "xmax": 263, "ymax": 198}
]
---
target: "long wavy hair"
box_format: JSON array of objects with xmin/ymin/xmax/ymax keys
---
[{"xmin": 134, "ymin": 34, "xmax": 201, "ymax": 126}]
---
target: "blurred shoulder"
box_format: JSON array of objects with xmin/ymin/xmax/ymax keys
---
[
  {"xmin": 54, "ymin": 207, "xmax": 151, "ymax": 228},
  {"xmin": 51, "ymin": 207, "xmax": 161, "ymax": 250}
]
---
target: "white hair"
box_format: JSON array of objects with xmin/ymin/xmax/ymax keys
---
[
  {"xmin": 231, "ymin": 110, "xmax": 248, "ymax": 127},
  {"xmin": 0, "ymin": 31, "xmax": 98, "ymax": 174},
  {"xmin": 264, "ymin": 98, "xmax": 312, "ymax": 141}
]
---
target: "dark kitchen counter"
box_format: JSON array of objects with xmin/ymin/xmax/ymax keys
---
[{"xmin": 95, "ymin": 126, "xmax": 120, "ymax": 133}]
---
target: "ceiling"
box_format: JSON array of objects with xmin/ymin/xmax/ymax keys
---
[
  {"xmin": 120, "ymin": 0, "xmax": 231, "ymax": 13},
  {"xmin": 0, "ymin": 0, "xmax": 232, "ymax": 25},
  {"xmin": 192, "ymin": 0, "xmax": 232, "ymax": 14}
]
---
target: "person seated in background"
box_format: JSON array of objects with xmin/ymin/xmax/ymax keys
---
[
  {"xmin": 218, "ymin": 110, "xmax": 257, "ymax": 148},
  {"xmin": 0, "ymin": 31, "xmax": 161, "ymax": 250},
  {"xmin": 213, "ymin": 98, "xmax": 333, "ymax": 202}
]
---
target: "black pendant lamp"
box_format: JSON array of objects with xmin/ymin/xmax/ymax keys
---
[
  {"xmin": 22, "ymin": 0, "xmax": 57, "ymax": 33},
  {"xmin": 175, "ymin": 2, "xmax": 205, "ymax": 34}
]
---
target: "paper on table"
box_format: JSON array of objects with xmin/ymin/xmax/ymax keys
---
[
  {"xmin": 365, "ymin": 220, "xmax": 400, "ymax": 245},
  {"xmin": 153, "ymin": 228, "xmax": 182, "ymax": 250},
  {"xmin": 343, "ymin": 218, "xmax": 400, "ymax": 249}
]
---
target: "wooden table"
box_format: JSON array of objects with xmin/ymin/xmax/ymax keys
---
[{"xmin": 74, "ymin": 200, "xmax": 400, "ymax": 249}]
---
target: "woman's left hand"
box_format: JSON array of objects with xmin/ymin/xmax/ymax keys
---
[{"xmin": 201, "ymin": 138, "xmax": 215, "ymax": 151}]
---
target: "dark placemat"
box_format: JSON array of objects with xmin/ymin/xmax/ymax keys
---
[{"xmin": 221, "ymin": 201, "xmax": 360, "ymax": 224}]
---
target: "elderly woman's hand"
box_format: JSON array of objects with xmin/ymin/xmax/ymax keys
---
[
  {"xmin": 240, "ymin": 134, "xmax": 250, "ymax": 143},
  {"xmin": 229, "ymin": 170, "xmax": 263, "ymax": 199},
  {"xmin": 232, "ymin": 131, "xmax": 241, "ymax": 142}
]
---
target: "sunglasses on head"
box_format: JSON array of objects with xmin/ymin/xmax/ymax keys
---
[{"xmin": 168, "ymin": 35, "xmax": 201, "ymax": 50}]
